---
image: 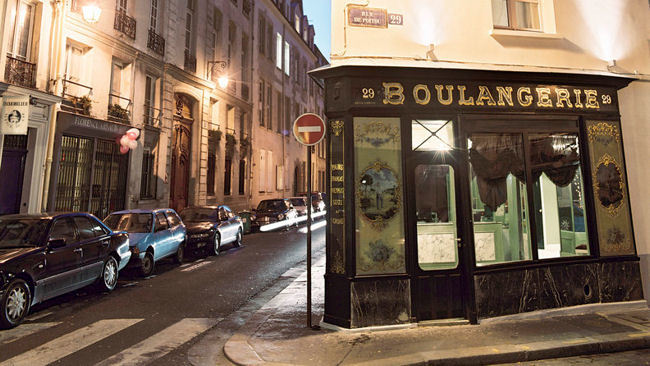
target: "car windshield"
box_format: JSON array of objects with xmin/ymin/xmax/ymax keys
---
[
  {"xmin": 290, "ymin": 198, "xmax": 306, "ymax": 206},
  {"xmin": 0, "ymin": 218, "xmax": 49, "ymax": 248},
  {"xmin": 257, "ymin": 200, "xmax": 286, "ymax": 211},
  {"xmin": 180, "ymin": 208, "xmax": 218, "ymax": 222},
  {"xmin": 104, "ymin": 213, "xmax": 152, "ymax": 233}
]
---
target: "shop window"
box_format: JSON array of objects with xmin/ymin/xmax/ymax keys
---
[
  {"xmin": 238, "ymin": 160, "xmax": 246, "ymax": 195},
  {"xmin": 529, "ymin": 133, "xmax": 589, "ymax": 259},
  {"xmin": 469, "ymin": 133, "xmax": 532, "ymax": 265},
  {"xmin": 140, "ymin": 130, "xmax": 159, "ymax": 200},
  {"xmin": 207, "ymin": 151, "xmax": 216, "ymax": 196},
  {"xmin": 224, "ymin": 158, "xmax": 232, "ymax": 195},
  {"xmin": 491, "ymin": 0, "xmax": 541, "ymax": 31},
  {"xmin": 415, "ymin": 164, "xmax": 459, "ymax": 270}
]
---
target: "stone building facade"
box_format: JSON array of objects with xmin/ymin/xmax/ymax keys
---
[{"xmin": 0, "ymin": 0, "xmax": 326, "ymax": 218}]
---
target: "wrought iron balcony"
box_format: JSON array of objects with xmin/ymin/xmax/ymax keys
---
[
  {"xmin": 242, "ymin": 0, "xmax": 252, "ymax": 17},
  {"xmin": 108, "ymin": 93, "xmax": 132, "ymax": 124},
  {"xmin": 61, "ymin": 77, "xmax": 93, "ymax": 115},
  {"xmin": 114, "ymin": 10, "xmax": 136, "ymax": 39},
  {"xmin": 147, "ymin": 28, "xmax": 165, "ymax": 56},
  {"xmin": 5, "ymin": 55, "xmax": 36, "ymax": 88},
  {"xmin": 144, "ymin": 105, "xmax": 161, "ymax": 128},
  {"xmin": 184, "ymin": 50, "xmax": 197, "ymax": 73}
]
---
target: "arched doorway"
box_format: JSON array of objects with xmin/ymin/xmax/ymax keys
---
[{"xmin": 170, "ymin": 94, "xmax": 194, "ymax": 211}]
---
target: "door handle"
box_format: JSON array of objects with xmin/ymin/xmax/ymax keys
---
[
  {"xmin": 74, "ymin": 248, "xmax": 83, "ymax": 254},
  {"xmin": 102, "ymin": 239, "xmax": 110, "ymax": 247}
]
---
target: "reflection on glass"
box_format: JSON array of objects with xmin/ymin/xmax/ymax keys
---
[
  {"xmin": 415, "ymin": 164, "xmax": 458, "ymax": 270},
  {"xmin": 412, "ymin": 120, "xmax": 454, "ymax": 152},
  {"xmin": 514, "ymin": 1, "xmax": 540, "ymax": 30},
  {"xmin": 529, "ymin": 133, "xmax": 589, "ymax": 258},
  {"xmin": 469, "ymin": 133, "xmax": 532, "ymax": 265}
]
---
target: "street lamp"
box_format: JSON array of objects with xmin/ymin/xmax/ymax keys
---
[
  {"xmin": 81, "ymin": 3, "xmax": 102, "ymax": 24},
  {"xmin": 208, "ymin": 60, "xmax": 229, "ymax": 88},
  {"xmin": 218, "ymin": 76, "xmax": 229, "ymax": 89}
]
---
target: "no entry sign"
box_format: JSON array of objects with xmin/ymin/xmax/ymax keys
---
[{"xmin": 292, "ymin": 113, "xmax": 325, "ymax": 146}]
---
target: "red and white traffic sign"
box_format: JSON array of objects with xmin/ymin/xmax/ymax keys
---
[{"xmin": 292, "ymin": 113, "xmax": 326, "ymax": 146}]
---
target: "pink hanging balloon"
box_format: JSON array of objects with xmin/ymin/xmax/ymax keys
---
[
  {"xmin": 126, "ymin": 139, "xmax": 138, "ymax": 150},
  {"xmin": 126, "ymin": 128, "xmax": 140, "ymax": 140},
  {"xmin": 119, "ymin": 145, "xmax": 130, "ymax": 154},
  {"xmin": 120, "ymin": 135, "xmax": 130, "ymax": 147}
]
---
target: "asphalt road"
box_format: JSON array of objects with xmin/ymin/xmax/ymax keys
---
[{"xmin": 0, "ymin": 220, "xmax": 326, "ymax": 366}]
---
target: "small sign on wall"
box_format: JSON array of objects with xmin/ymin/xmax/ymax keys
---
[
  {"xmin": 0, "ymin": 96, "xmax": 30, "ymax": 135},
  {"xmin": 348, "ymin": 6, "xmax": 387, "ymax": 28}
]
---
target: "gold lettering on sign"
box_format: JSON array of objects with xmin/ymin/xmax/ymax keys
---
[
  {"xmin": 536, "ymin": 87, "xmax": 553, "ymax": 107},
  {"xmin": 573, "ymin": 89, "xmax": 584, "ymax": 108},
  {"xmin": 496, "ymin": 86, "xmax": 514, "ymax": 106},
  {"xmin": 332, "ymin": 218, "xmax": 344, "ymax": 225},
  {"xmin": 475, "ymin": 85, "xmax": 497, "ymax": 106},
  {"xmin": 413, "ymin": 84, "xmax": 431, "ymax": 105},
  {"xmin": 585, "ymin": 90, "xmax": 600, "ymax": 109},
  {"xmin": 382, "ymin": 82, "xmax": 405, "ymax": 105},
  {"xmin": 556, "ymin": 88, "xmax": 573, "ymax": 108},
  {"xmin": 331, "ymin": 164, "xmax": 344, "ymax": 170},
  {"xmin": 331, "ymin": 176, "xmax": 344, "ymax": 182},
  {"xmin": 331, "ymin": 187, "xmax": 345, "ymax": 194},
  {"xmin": 434, "ymin": 84, "xmax": 454, "ymax": 105},
  {"xmin": 458, "ymin": 85, "xmax": 474, "ymax": 105},
  {"xmin": 332, "ymin": 199, "xmax": 344, "ymax": 206},
  {"xmin": 517, "ymin": 87, "xmax": 533, "ymax": 107}
]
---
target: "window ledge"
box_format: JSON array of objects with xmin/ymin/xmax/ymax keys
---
[{"xmin": 490, "ymin": 28, "xmax": 563, "ymax": 40}]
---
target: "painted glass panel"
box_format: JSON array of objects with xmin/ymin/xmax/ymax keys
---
[
  {"xmin": 354, "ymin": 117, "xmax": 405, "ymax": 275},
  {"xmin": 586, "ymin": 120, "xmax": 635, "ymax": 256}
]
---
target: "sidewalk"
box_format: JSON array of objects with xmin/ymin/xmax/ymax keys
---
[{"xmin": 224, "ymin": 256, "xmax": 650, "ymax": 365}]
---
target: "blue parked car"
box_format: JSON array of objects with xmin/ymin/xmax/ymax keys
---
[{"xmin": 103, "ymin": 209, "xmax": 186, "ymax": 277}]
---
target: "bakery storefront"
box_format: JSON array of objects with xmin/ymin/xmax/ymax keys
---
[
  {"xmin": 315, "ymin": 66, "xmax": 644, "ymax": 328},
  {"xmin": 47, "ymin": 111, "xmax": 132, "ymax": 219}
]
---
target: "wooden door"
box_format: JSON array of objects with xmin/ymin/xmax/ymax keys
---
[{"xmin": 170, "ymin": 118, "xmax": 192, "ymax": 211}]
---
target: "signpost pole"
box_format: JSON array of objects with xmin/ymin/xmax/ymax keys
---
[{"xmin": 306, "ymin": 145, "xmax": 312, "ymax": 328}]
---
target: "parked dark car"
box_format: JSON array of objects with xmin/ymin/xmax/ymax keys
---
[
  {"xmin": 0, "ymin": 213, "xmax": 131, "ymax": 328},
  {"xmin": 251, "ymin": 199, "xmax": 298, "ymax": 231},
  {"xmin": 104, "ymin": 209, "xmax": 186, "ymax": 277},
  {"xmin": 180, "ymin": 206, "xmax": 243, "ymax": 256}
]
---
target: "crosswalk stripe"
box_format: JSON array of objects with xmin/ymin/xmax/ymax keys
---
[
  {"xmin": 0, "ymin": 322, "xmax": 61, "ymax": 345},
  {"xmin": 96, "ymin": 318, "xmax": 220, "ymax": 366},
  {"xmin": 0, "ymin": 319, "xmax": 142, "ymax": 366}
]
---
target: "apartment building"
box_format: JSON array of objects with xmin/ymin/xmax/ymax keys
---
[
  {"xmin": 315, "ymin": 0, "xmax": 649, "ymax": 328},
  {"xmin": 0, "ymin": 0, "xmax": 326, "ymax": 219}
]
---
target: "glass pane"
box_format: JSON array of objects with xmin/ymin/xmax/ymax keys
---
[
  {"xmin": 491, "ymin": 0, "xmax": 509, "ymax": 27},
  {"xmin": 514, "ymin": 1, "xmax": 540, "ymax": 30},
  {"xmin": 469, "ymin": 133, "xmax": 532, "ymax": 266},
  {"xmin": 415, "ymin": 164, "xmax": 458, "ymax": 270},
  {"xmin": 412, "ymin": 120, "xmax": 454, "ymax": 152},
  {"xmin": 529, "ymin": 133, "xmax": 590, "ymax": 258}
]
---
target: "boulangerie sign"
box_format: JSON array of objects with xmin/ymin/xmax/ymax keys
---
[{"xmin": 0, "ymin": 95, "xmax": 30, "ymax": 135}]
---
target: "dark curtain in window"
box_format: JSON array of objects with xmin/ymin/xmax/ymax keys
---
[{"xmin": 469, "ymin": 133, "xmax": 579, "ymax": 211}]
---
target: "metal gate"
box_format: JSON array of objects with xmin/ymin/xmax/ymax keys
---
[
  {"xmin": 55, "ymin": 135, "xmax": 127, "ymax": 218},
  {"xmin": 55, "ymin": 135, "xmax": 93, "ymax": 212},
  {"xmin": 90, "ymin": 139, "xmax": 128, "ymax": 219},
  {"xmin": 0, "ymin": 135, "xmax": 28, "ymax": 214}
]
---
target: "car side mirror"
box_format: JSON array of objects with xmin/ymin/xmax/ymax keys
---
[{"xmin": 48, "ymin": 238, "xmax": 66, "ymax": 249}]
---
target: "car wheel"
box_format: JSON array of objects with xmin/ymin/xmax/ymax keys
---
[
  {"xmin": 173, "ymin": 242, "xmax": 185, "ymax": 264},
  {"xmin": 139, "ymin": 252, "xmax": 155, "ymax": 277},
  {"xmin": 1, "ymin": 279, "xmax": 31, "ymax": 329},
  {"xmin": 212, "ymin": 233, "xmax": 221, "ymax": 256},
  {"xmin": 97, "ymin": 256, "xmax": 119, "ymax": 292},
  {"xmin": 234, "ymin": 229, "xmax": 242, "ymax": 248}
]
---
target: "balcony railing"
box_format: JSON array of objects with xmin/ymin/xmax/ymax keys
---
[
  {"xmin": 242, "ymin": 0, "xmax": 252, "ymax": 17},
  {"xmin": 184, "ymin": 50, "xmax": 197, "ymax": 73},
  {"xmin": 108, "ymin": 93, "xmax": 132, "ymax": 124},
  {"xmin": 147, "ymin": 28, "xmax": 165, "ymax": 56},
  {"xmin": 61, "ymin": 77, "xmax": 93, "ymax": 115},
  {"xmin": 114, "ymin": 10, "xmax": 136, "ymax": 39},
  {"xmin": 5, "ymin": 55, "xmax": 36, "ymax": 88},
  {"xmin": 143, "ymin": 105, "xmax": 161, "ymax": 128}
]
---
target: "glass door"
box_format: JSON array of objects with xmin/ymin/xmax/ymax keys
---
[{"xmin": 407, "ymin": 118, "xmax": 469, "ymax": 321}]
